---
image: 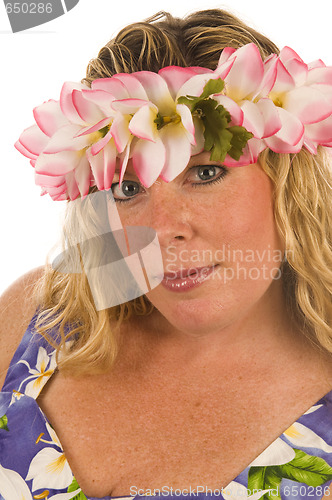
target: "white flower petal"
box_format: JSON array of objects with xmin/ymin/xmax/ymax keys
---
[
  {"xmin": 35, "ymin": 347, "xmax": 51, "ymax": 373},
  {"xmin": 284, "ymin": 422, "xmax": 332, "ymax": 452},
  {"xmin": 0, "ymin": 463, "xmax": 33, "ymax": 500},
  {"xmin": 45, "ymin": 422, "xmax": 63, "ymax": 448},
  {"xmin": 50, "ymin": 489, "xmax": 82, "ymax": 499},
  {"xmin": 26, "ymin": 448, "xmax": 73, "ymax": 491},
  {"xmin": 250, "ymin": 438, "xmax": 295, "ymax": 466},
  {"xmin": 304, "ymin": 404, "xmax": 323, "ymax": 415}
]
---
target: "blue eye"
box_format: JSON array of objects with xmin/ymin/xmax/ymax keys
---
[
  {"xmin": 189, "ymin": 165, "xmax": 228, "ymax": 185},
  {"xmin": 111, "ymin": 180, "xmax": 143, "ymax": 202}
]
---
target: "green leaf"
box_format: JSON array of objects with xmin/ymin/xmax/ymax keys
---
[
  {"xmin": 178, "ymin": 78, "xmax": 225, "ymax": 111},
  {"xmin": 248, "ymin": 466, "xmax": 282, "ymax": 500},
  {"xmin": 177, "ymin": 77, "xmax": 253, "ymax": 163},
  {"xmin": 67, "ymin": 477, "xmax": 88, "ymax": 500},
  {"xmin": 279, "ymin": 449, "xmax": 332, "ymax": 486},
  {"xmin": 0, "ymin": 414, "xmax": 9, "ymax": 432},
  {"xmin": 228, "ymin": 126, "xmax": 254, "ymax": 161},
  {"xmin": 199, "ymin": 78, "xmax": 225, "ymax": 100}
]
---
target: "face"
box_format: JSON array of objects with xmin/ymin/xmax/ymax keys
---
[{"xmin": 110, "ymin": 152, "xmax": 285, "ymax": 336}]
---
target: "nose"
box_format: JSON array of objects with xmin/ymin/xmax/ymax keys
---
[{"xmin": 147, "ymin": 184, "xmax": 194, "ymax": 249}]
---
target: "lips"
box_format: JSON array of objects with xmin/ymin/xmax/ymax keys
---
[
  {"xmin": 163, "ymin": 266, "xmax": 215, "ymax": 280},
  {"xmin": 161, "ymin": 264, "xmax": 219, "ymax": 292}
]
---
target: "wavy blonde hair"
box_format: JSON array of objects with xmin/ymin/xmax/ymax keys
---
[{"xmin": 34, "ymin": 10, "xmax": 332, "ymax": 375}]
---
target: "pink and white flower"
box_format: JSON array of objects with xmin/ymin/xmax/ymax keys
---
[
  {"xmin": 16, "ymin": 82, "xmax": 118, "ymax": 200},
  {"xmin": 15, "ymin": 43, "xmax": 332, "ymax": 200}
]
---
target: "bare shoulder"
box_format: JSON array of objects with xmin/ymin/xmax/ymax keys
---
[{"xmin": 0, "ymin": 267, "xmax": 45, "ymax": 389}]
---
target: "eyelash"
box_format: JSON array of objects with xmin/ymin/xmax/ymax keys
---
[{"xmin": 111, "ymin": 165, "xmax": 228, "ymax": 203}]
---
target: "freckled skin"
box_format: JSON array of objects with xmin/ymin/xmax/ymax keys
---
[{"xmin": 112, "ymin": 151, "xmax": 285, "ymax": 339}]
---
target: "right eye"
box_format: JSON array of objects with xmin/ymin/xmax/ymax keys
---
[{"xmin": 111, "ymin": 180, "xmax": 144, "ymax": 202}]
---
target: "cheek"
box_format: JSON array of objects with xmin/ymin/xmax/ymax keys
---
[{"xmin": 210, "ymin": 175, "xmax": 283, "ymax": 257}]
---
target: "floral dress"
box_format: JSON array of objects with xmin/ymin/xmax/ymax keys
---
[{"xmin": 1, "ymin": 313, "xmax": 332, "ymax": 500}]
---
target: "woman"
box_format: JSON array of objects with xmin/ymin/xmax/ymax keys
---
[{"xmin": 1, "ymin": 8, "xmax": 332, "ymax": 500}]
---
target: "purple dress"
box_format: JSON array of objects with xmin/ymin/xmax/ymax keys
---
[{"xmin": 1, "ymin": 313, "xmax": 332, "ymax": 500}]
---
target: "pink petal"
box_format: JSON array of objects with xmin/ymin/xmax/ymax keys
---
[
  {"xmin": 132, "ymin": 71, "xmax": 175, "ymax": 113},
  {"xmin": 75, "ymin": 117, "xmax": 112, "ymax": 137},
  {"xmin": 110, "ymin": 114, "xmax": 131, "ymax": 153},
  {"xmin": 90, "ymin": 130, "xmax": 112, "ymax": 156},
  {"xmin": 217, "ymin": 46, "xmax": 236, "ymax": 66},
  {"xmin": 274, "ymin": 107, "xmax": 304, "ymax": 145},
  {"xmin": 81, "ymin": 89, "xmax": 115, "ymax": 115},
  {"xmin": 307, "ymin": 67, "xmax": 332, "ymax": 86},
  {"xmin": 240, "ymin": 101, "xmax": 265, "ymax": 138},
  {"xmin": 43, "ymin": 124, "xmax": 91, "ymax": 153},
  {"xmin": 35, "ymin": 172, "xmax": 66, "ymax": 187},
  {"xmin": 176, "ymin": 104, "xmax": 196, "ymax": 144},
  {"xmin": 264, "ymin": 134, "xmax": 304, "ymax": 154},
  {"xmin": 279, "ymin": 46, "xmax": 304, "ymax": 65},
  {"xmin": 159, "ymin": 125, "xmax": 191, "ymax": 182},
  {"xmin": 214, "ymin": 58, "xmax": 235, "ymax": 81},
  {"xmin": 74, "ymin": 155, "xmax": 92, "ymax": 197},
  {"xmin": 223, "ymin": 43, "xmax": 264, "ymax": 100},
  {"xmin": 271, "ymin": 59, "xmax": 295, "ymax": 94},
  {"xmin": 159, "ymin": 66, "xmax": 212, "ymax": 99},
  {"xmin": 214, "ymin": 95, "xmax": 244, "ymax": 126},
  {"xmin": 103, "ymin": 140, "xmax": 117, "ymax": 190},
  {"xmin": 305, "ymin": 115, "xmax": 332, "ymax": 143},
  {"xmin": 128, "ymin": 104, "xmax": 158, "ymax": 141},
  {"xmin": 283, "ymin": 58, "xmax": 308, "ymax": 86},
  {"xmin": 111, "ymin": 98, "xmax": 150, "ymax": 114},
  {"xmin": 112, "ymin": 74, "xmax": 149, "ymax": 100},
  {"xmin": 118, "ymin": 137, "xmax": 133, "ymax": 185},
  {"xmin": 255, "ymin": 54, "xmax": 278, "ymax": 98},
  {"xmin": 64, "ymin": 170, "xmax": 80, "ymax": 200},
  {"xmin": 285, "ymin": 86, "xmax": 332, "ymax": 124},
  {"xmin": 19, "ymin": 125, "xmax": 49, "ymax": 156},
  {"xmin": 39, "ymin": 183, "xmax": 67, "ymax": 200},
  {"xmin": 35, "ymin": 150, "xmax": 83, "ymax": 176},
  {"xmin": 87, "ymin": 146, "xmax": 105, "ymax": 190},
  {"xmin": 33, "ymin": 100, "xmax": 68, "ymax": 137},
  {"xmin": 132, "ymin": 137, "xmax": 166, "ymax": 187},
  {"xmin": 303, "ymin": 137, "xmax": 318, "ymax": 155},
  {"xmin": 14, "ymin": 139, "xmax": 38, "ymax": 160},
  {"xmin": 176, "ymin": 72, "xmax": 221, "ymax": 101},
  {"xmin": 223, "ymin": 137, "xmax": 264, "ymax": 167},
  {"xmin": 87, "ymin": 139, "xmax": 117, "ymax": 191},
  {"xmin": 91, "ymin": 78, "xmax": 129, "ymax": 99},
  {"xmin": 256, "ymin": 99, "xmax": 282, "ymax": 138},
  {"xmin": 60, "ymin": 82, "xmax": 88, "ymax": 125},
  {"xmin": 308, "ymin": 59, "xmax": 326, "ymax": 70},
  {"xmin": 72, "ymin": 89, "xmax": 105, "ymax": 123}
]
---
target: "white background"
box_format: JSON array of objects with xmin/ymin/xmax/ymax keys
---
[{"xmin": 1, "ymin": 0, "xmax": 331, "ymax": 294}]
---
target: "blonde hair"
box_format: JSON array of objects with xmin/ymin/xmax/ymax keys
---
[{"xmin": 34, "ymin": 10, "xmax": 332, "ymax": 375}]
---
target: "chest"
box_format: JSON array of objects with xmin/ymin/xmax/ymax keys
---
[{"xmin": 37, "ymin": 365, "xmax": 330, "ymax": 498}]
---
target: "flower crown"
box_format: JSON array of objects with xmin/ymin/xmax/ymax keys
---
[{"xmin": 15, "ymin": 43, "xmax": 332, "ymax": 201}]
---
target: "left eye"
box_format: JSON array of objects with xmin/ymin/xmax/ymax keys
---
[
  {"xmin": 111, "ymin": 180, "xmax": 143, "ymax": 201},
  {"xmin": 188, "ymin": 165, "xmax": 227, "ymax": 183}
]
